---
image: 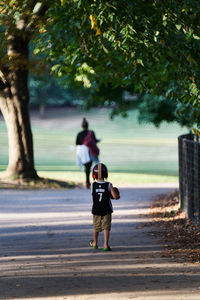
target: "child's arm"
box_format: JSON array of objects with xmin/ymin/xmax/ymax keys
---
[{"xmin": 110, "ymin": 184, "xmax": 120, "ymax": 200}]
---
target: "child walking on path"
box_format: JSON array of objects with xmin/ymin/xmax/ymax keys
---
[{"xmin": 89, "ymin": 163, "xmax": 120, "ymax": 251}]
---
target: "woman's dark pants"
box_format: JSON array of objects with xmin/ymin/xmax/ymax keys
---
[{"xmin": 84, "ymin": 161, "xmax": 92, "ymax": 187}]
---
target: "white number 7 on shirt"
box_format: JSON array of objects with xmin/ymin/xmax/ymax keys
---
[{"xmin": 98, "ymin": 193, "xmax": 103, "ymax": 202}]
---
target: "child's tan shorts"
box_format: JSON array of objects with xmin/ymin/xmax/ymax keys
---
[{"xmin": 93, "ymin": 214, "xmax": 112, "ymax": 232}]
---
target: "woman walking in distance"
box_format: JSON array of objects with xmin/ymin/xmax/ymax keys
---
[{"xmin": 76, "ymin": 118, "xmax": 100, "ymax": 188}]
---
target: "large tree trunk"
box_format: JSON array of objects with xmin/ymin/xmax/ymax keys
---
[{"xmin": 0, "ymin": 31, "xmax": 38, "ymax": 180}]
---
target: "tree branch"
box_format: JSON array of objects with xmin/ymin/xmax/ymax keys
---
[{"xmin": 80, "ymin": 33, "xmax": 92, "ymax": 57}]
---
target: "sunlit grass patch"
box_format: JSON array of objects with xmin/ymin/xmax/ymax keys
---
[
  {"xmin": 37, "ymin": 170, "xmax": 178, "ymax": 186},
  {"xmin": 0, "ymin": 108, "xmax": 186, "ymax": 186}
]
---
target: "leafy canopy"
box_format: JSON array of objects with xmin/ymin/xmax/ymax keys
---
[{"xmin": 1, "ymin": 0, "xmax": 200, "ymax": 128}]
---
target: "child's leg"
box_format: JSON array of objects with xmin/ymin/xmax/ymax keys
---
[
  {"xmin": 102, "ymin": 214, "xmax": 111, "ymax": 248},
  {"xmin": 93, "ymin": 230, "xmax": 99, "ymax": 247},
  {"xmin": 92, "ymin": 215, "xmax": 100, "ymax": 247},
  {"xmin": 103, "ymin": 229, "xmax": 110, "ymax": 248}
]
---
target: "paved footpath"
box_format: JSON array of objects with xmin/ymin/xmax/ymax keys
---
[{"xmin": 1, "ymin": 186, "xmax": 200, "ymax": 300}]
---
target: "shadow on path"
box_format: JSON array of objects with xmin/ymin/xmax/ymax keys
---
[{"xmin": 0, "ymin": 187, "xmax": 200, "ymax": 299}]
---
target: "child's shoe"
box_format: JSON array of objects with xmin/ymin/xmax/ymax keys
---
[
  {"xmin": 89, "ymin": 240, "xmax": 98, "ymax": 249},
  {"xmin": 103, "ymin": 246, "xmax": 111, "ymax": 251}
]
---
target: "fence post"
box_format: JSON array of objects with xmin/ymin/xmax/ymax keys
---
[
  {"xmin": 186, "ymin": 140, "xmax": 195, "ymax": 219},
  {"xmin": 183, "ymin": 139, "xmax": 189, "ymax": 218},
  {"xmin": 193, "ymin": 142, "xmax": 199, "ymax": 223},
  {"xmin": 178, "ymin": 134, "xmax": 197, "ymax": 222},
  {"xmin": 178, "ymin": 136, "xmax": 184, "ymax": 209},
  {"xmin": 197, "ymin": 143, "xmax": 200, "ymax": 224}
]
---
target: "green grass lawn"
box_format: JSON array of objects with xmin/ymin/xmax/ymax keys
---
[{"xmin": 0, "ymin": 107, "xmax": 187, "ymax": 185}]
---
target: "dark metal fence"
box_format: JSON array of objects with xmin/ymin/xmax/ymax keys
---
[{"xmin": 178, "ymin": 133, "xmax": 200, "ymax": 224}]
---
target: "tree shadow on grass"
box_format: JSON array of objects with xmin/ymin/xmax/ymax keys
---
[{"xmin": 0, "ymin": 177, "xmax": 79, "ymax": 190}]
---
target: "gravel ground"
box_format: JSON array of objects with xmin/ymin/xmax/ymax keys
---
[{"xmin": 1, "ymin": 186, "xmax": 200, "ymax": 300}]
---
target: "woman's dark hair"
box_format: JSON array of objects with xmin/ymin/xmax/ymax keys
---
[{"xmin": 82, "ymin": 118, "xmax": 88, "ymax": 129}]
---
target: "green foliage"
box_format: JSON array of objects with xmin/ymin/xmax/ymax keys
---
[
  {"xmin": 137, "ymin": 95, "xmax": 177, "ymax": 128},
  {"xmin": 29, "ymin": 0, "xmax": 200, "ymax": 125},
  {"xmin": 1, "ymin": 0, "xmax": 200, "ymax": 125},
  {"xmin": 29, "ymin": 73, "xmax": 77, "ymax": 106},
  {"xmin": 136, "ymin": 95, "xmax": 200, "ymax": 128}
]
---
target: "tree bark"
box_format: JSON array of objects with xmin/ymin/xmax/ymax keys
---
[{"xmin": 0, "ymin": 31, "xmax": 38, "ymax": 180}]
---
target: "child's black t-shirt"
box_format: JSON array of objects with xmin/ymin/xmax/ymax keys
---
[{"xmin": 91, "ymin": 181, "xmax": 113, "ymax": 216}]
